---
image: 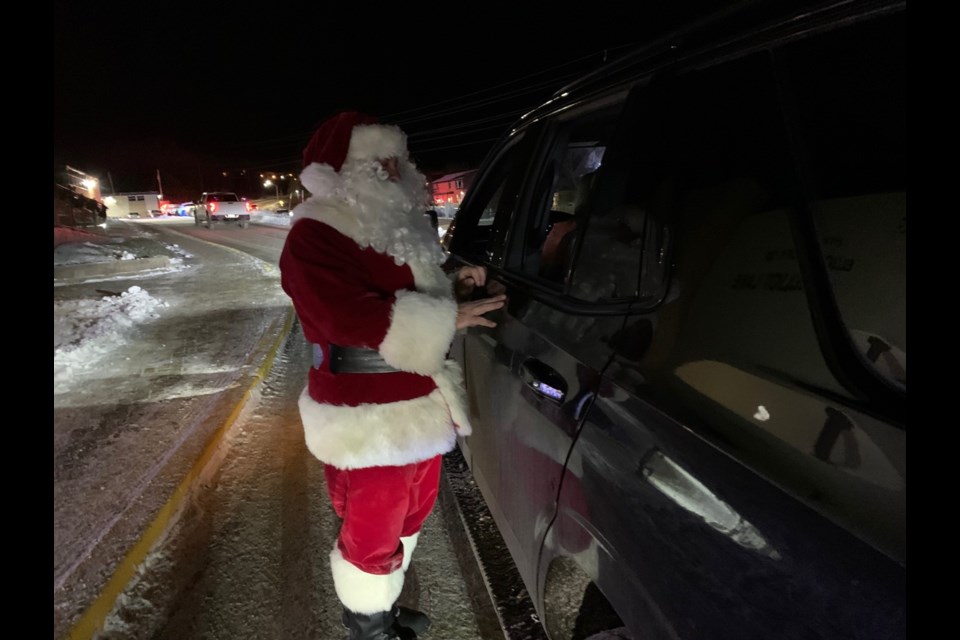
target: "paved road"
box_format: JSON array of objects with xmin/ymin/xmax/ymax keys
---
[{"xmin": 55, "ymin": 219, "xmax": 511, "ymax": 640}]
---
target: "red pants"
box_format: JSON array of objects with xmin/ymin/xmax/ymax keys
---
[{"xmin": 325, "ymin": 455, "xmax": 442, "ymax": 575}]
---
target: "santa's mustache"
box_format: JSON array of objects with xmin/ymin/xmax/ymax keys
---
[{"xmin": 343, "ymin": 160, "xmax": 428, "ymax": 215}]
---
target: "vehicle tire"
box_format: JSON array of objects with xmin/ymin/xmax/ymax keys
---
[
  {"xmin": 204, "ymin": 215, "xmax": 212, "ymax": 229},
  {"xmin": 239, "ymin": 220, "xmax": 249, "ymax": 229}
]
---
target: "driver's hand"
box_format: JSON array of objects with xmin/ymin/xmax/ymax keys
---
[{"xmin": 455, "ymin": 265, "xmax": 487, "ymax": 299}]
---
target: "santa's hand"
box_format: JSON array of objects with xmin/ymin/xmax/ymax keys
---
[{"xmin": 457, "ymin": 294, "xmax": 506, "ymax": 330}]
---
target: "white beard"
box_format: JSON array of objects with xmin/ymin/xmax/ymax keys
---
[{"xmin": 338, "ymin": 158, "xmax": 446, "ymax": 266}]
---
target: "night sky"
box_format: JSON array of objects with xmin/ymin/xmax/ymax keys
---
[{"xmin": 54, "ymin": 1, "xmax": 726, "ymax": 201}]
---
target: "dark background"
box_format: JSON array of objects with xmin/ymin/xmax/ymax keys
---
[{"xmin": 54, "ymin": 1, "xmax": 728, "ymax": 201}]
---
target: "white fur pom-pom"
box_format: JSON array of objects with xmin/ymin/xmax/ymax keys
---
[{"xmin": 300, "ymin": 163, "xmax": 342, "ymax": 198}]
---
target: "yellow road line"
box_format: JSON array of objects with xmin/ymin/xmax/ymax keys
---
[{"xmin": 66, "ymin": 305, "xmax": 295, "ymax": 640}]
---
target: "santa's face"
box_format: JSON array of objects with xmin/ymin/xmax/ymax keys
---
[
  {"xmin": 342, "ymin": 156, "xmax": 428, "ymax": 219},
  {"xmin": 378, "ymin": 157, "xmax": 401, "ymax": 182}
]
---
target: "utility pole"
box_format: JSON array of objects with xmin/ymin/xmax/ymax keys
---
[
  {"xmin": 107, "ymin": 171, "xmax": 116, "ymax": 195},
  {"xmin": 156, "ymin": 169, "xmax": 164, "ymax": 200}
]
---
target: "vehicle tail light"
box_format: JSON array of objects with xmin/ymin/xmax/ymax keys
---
[
  {"xmin": 245, "ymin": 202, "xmax": 253, "ymax": 212},
  {"xmin": 209, "ymin": 202, "xmax": 218, "ymax": 213}
]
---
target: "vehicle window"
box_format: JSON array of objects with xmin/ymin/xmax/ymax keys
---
[
  {"xmin": 634, "ymin": 51, "xmax": 864, "ymax": 396},
  {"xmin": 448, "ymin": 132, "xmax": 528, "ymax": 264},
  {"xmin": 208, "ymin": 193, "xmax": 239, "ymax": 203},
  {"xmin": 520, "ymin": 100, "xmax": 625, "ymax": 290},
  {"xmin": 779, "ymin": 14, "xmax": 905, "ymax": 391}
]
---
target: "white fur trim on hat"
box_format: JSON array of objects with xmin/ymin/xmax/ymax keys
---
[
  {"xmin": 346, "ymin": 124, "xmax": 408, "ymax": 163},
  {"xmin": 330, "ymin": 545, "xmax": 405, "ymax": 614},
  {"xmin": 379, "ymin": 290, "xmax": 457, "ymax": 376},
  {"xmin": 298, "ymin": 387, "xmax": 457, "ymax": 469}
]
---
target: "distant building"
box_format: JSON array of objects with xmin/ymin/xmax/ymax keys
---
[
  {"xmin": 430, "ymin": 170, "xmax": 476, "ymax": 208},
  {"xmin": 103, "ymin": 191, "xmax": 162, "ymax": 218}
]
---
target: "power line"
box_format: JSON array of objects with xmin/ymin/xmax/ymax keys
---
[
  {"xmin": 394, "ymin": 71, "xmax": 584, "ymax": 127},
  {"xmin": 223, "ymin": 71, "xmax": 573, "ymax": 153},
  {"xmin": 215, "ymin": 44, "xmax": 639, "ymax": 169},
  {"xmin": 413, "ymin": 137, "xmax": 502, "ymax": 154},
  {"xmin": 405, "ymin": 109, "xmax": 527, "ymax": 138},
  {"xmin": 411, "ymin": 121, "xmax": 515, "ymax": 144},
  {"xmin": 379, "ymin": 48, "xmax": 606, "ymax": 121}
]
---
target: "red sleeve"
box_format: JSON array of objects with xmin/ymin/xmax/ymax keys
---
[{"xmin": 280, "ymin": 219, "xmax": 393, "ymax": 349}]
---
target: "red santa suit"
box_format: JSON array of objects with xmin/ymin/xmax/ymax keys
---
[{"xmin": 278, "ymin": 112, "xmax": 470, "ymax": 617}]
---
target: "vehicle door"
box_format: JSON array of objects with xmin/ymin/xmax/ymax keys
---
[
  {"xmin": 550, "ymin": 12, "xmax": 905, "ymax": 640},
  {"xmin": 449, "ymin": 92, "xmax": 635, "ymax": 597}
]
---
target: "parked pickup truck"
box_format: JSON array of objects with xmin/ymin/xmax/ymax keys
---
[{"xmin": 193, "ymin": 191, "xmax": 252, "ymax": 228}]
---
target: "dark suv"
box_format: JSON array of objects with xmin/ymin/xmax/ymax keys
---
[{"xmin": 445, "ymin": 2, "xmax": 905, "ymax": 639}]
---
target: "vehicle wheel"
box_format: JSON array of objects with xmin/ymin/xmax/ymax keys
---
[
  {"xmin": 204, "ymin": 215, "xmax": 212, "ymax": 229},
  {"xmin": 239, "ymin": 220, "xmax": 249, "ymax": 229}
]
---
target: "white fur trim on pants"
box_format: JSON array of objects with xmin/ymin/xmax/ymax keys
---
[
  {"xmin": 379, "ymin": 290, "xmax": 457, "ymax": 376},
  {"xmin": 330, "ymin": 545, "xmax": 404, "ymax": 614},
  {"xmin": 400, "ymin": 532, "xmax": 420, "ymax": 573}
]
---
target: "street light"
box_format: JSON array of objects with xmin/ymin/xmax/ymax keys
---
[{"xmin": 263, "ymin": 179, "xmax": 279, "ymax": 204}]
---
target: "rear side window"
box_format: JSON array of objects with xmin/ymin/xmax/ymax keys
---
[
  {"xmin": 633, "ymin": 52, "xmax": 852, "ymax": 395},
  {"xmin": 778, "ymin": 14, "xmax": 906, "ymax": 391}
]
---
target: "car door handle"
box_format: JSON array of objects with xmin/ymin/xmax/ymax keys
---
[
  {"xmin": 640, "ymin": 450, "xmax": 781, "ymax": 559},
  {"xmin": 520, "ymin": 358, "xmax": 567, "ymax": 403}
]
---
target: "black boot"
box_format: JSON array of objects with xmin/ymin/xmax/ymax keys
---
[
  {"xmin": 394, "ymin": 605, "xmax": 431, "ymax": 636},
  {"xmin": 341, "ymin": 607, "xmax": 401, "ymax": 640}
]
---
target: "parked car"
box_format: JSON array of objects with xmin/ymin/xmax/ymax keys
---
[{"xmin": 445, "ymin": 2, "xmax": 904, "ymax": 639}]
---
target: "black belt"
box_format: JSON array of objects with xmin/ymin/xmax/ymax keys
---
[{"xmin": 318, "ymin": 343, "xmax": 403, "ymax": 374}]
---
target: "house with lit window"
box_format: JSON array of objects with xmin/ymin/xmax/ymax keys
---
[{"xmin": 429, "ymin": 170, "xmax": 476, "ymax": 207}]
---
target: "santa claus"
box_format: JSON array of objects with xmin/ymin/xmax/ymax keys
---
[{"xmin": 279, "ymin": 111, "xmax": 505, "ymax": 640}]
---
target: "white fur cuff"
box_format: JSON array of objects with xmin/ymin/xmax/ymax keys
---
[
  {"xmin": 330, "ymin": 545, "xmax": 404, "ymax": 614},
  {"xmin": 432, "ymin": 359, "xmax": 472, "ymax": 436},
  {"xmin": 379, "ymin": 290, "xmax": 457, "ymax": 376}
]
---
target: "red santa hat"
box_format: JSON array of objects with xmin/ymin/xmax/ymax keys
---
[
  {"xmin": 299, "ymin": 110, "xmax": 410, "ymax": 197},
  {"xmin": 302, "ymin": 110, "xmax": 408, "ymax": 172}
]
